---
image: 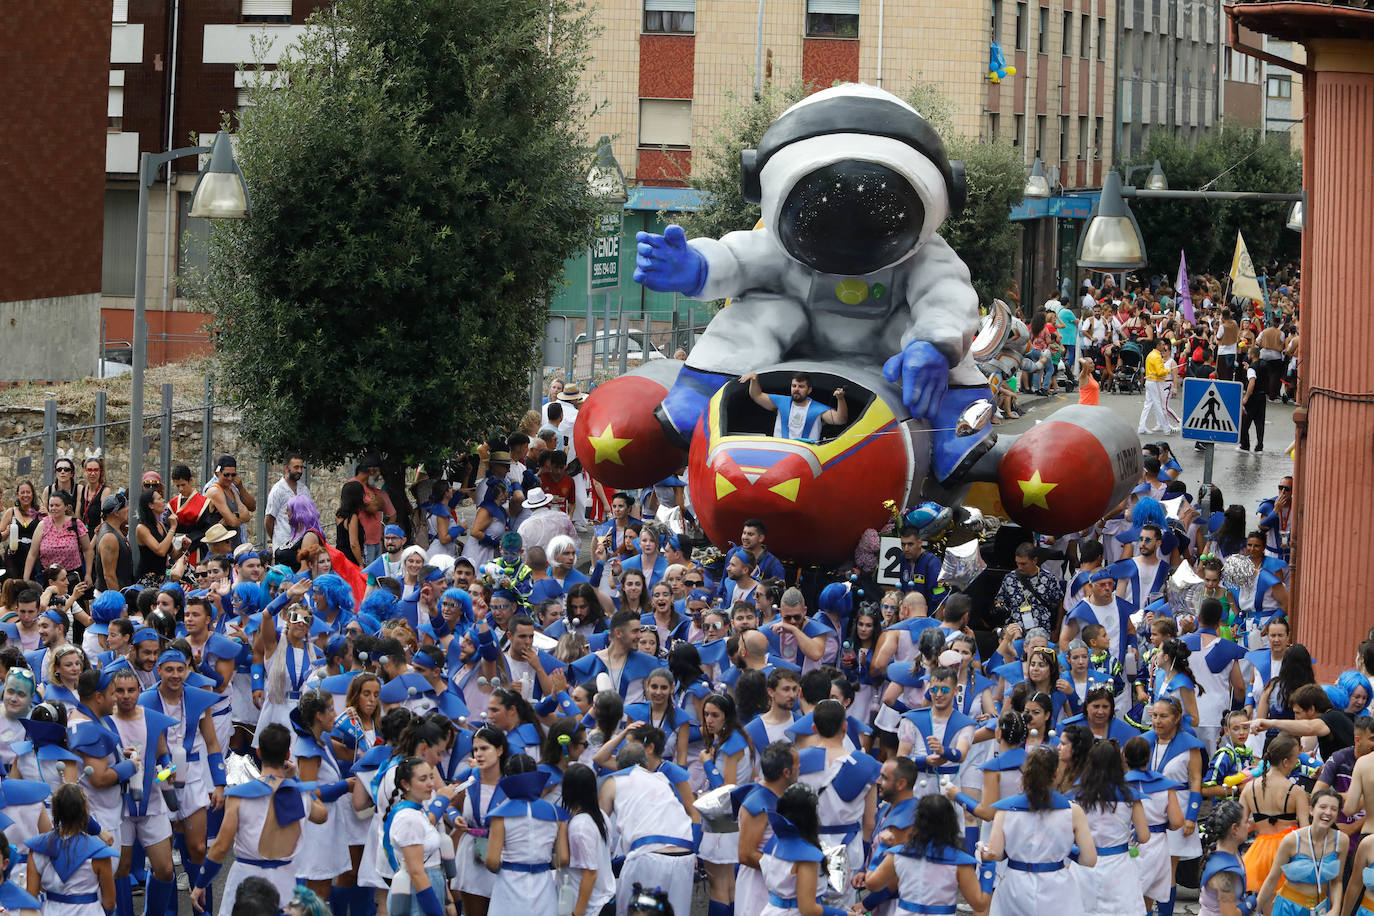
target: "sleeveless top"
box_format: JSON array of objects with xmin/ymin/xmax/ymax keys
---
[
  {"xmin": 90, "ymin": 522, "xmax": 132, "ymax": 590},
  {"xmin": 135, "ymin": 520, "xmax": 169, "ymax": 581}
]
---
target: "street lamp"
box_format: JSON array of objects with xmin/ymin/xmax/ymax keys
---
[
  {"xmin": 1023, "ymin": 157, "xmax": 1051, "ymax": 199},
  {"xmin": 1287, "ymin": 199, "xmax": 1304, "ymax": 231},
  {"xmin": 128, "ymin": 129, "xmax": 249, "ymax": 566},
  {"xmin": 1144, "ymin": 159, "xmax": 1168, "ymax": 191},
  {"xmin": 1077, "ymin": 171, "xmax": 1148, "ymax": 270}
]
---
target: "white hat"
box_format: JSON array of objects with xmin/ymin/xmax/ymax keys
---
[
  {"xmin": 523, "ymin": 487, "xmax": 553, "ymax": 510},
  {"xmin": 203, "ymin": 523, "xmax": 235, "ymax": 544}
]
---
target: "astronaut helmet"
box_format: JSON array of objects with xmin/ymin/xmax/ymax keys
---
[{"xmin": 741, "ymin": 83, "xmax": 966, "ymax": 276}]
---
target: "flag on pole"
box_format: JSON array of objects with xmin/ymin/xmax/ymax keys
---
[
  {"xmin": 1229, "ymin": 231, "xmax": 1264, "ymax": 302},
  {"xmin": 1176, "ymin": 250, "xmax": 1194, "ymax": 323},
  {"xmin": 1259, "ymin": 274, "xmax": 1277, "ymax": 326}
]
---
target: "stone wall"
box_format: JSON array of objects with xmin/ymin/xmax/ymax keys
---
[{"xmin": 0, "ymin": 400, "xmax": 356, "ymax": 549}]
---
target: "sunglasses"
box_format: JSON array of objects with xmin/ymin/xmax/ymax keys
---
[
  {"xmin": 685, "ymin": 580, "xmax": 704, "ymax": 587},
  {"xmin": 928, "ymin": 685, "xmax": 953, "ymax": 695},
  {"xmin": 1277, "ymin": 485, "xmax": 1292, "ymax": 492}
]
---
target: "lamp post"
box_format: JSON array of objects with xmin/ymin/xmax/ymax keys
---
[
  {"xmin": 129, "ymin": 130, "xmax": 249, "ymax": 566},
  {"xmin": 1077, "ymin": 168, "xmax": 1301, "ymax": 269}
]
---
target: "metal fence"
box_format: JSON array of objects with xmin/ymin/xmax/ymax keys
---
[
  {"xmin": 546, "ymin": 309, "xmax": 714, "ymax": 389},
  {"xmin": 0, "ymin": 376, "xmax": 314, "ymax": 545}
]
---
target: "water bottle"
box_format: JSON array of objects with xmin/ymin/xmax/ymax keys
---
[{"xmin": 6, "ymin": 518, "xmax": 16, "ymax": 553}]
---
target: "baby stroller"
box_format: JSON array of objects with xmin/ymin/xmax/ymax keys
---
[{"xmin": 1114, "ymin": 340, "xmax": 1146, "ymax": 393}]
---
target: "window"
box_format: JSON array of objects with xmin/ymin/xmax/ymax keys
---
[
  {"xmin": 806, "ymin": 0, "xmax": 859, "ymax": 37},
  {"xmin": 1015, "ymin": 2, "xmax": 1027, "ymax": 50},
  {"xmin": 107, "ymin": 86, "xmax": 123, "ymax": 131},
  {"xmin": 176, "ymin": 192, "xmax": 212, "ymax": 297},
  {"xmin": 1094, "ymin": 116, "xmax": 1103, "ymax": 158},
  {"xmin": 1035, "ymin": 115, "xmax": 1046, "ymax": 157},
  {"xmin": 1267, "ymin": 75, "xmax": 1292, "ymax": 98},
  {"xmin": 1097, "ymin": 18, "xmax": 1106, "ymax": 58},
  {"xmin": 1037, "ymin": 7, "xmax": 1048, "ymax": 53},
  {"xmin": 1058, "ymin": 116, "xmax": 1068, "ymax": 162},
  {"xmin": 1079, "ymin": 115, "xmax": 1089, "ymax": 158},
  {"xmin": 639, "ymin": 99, "xmax": 692, "ymax": 147},
  {"xmin": 113, "ymin": 0, "xmax": 128, "ymax": 22},
  {"xmin": 988, "ymin": 112, "xmax": 1000, "ymax": 141},
  {"xmin": 1062, "ymin": 11, "xmax": 1072, "ymax": 55},
  {"xmin": 1080, "ymin": 13, "xmax": 1090, "ymax": 56},
  {"xmin": 991, "ymin": 0, "xmax": 1002, "ymax": 39},
  {"xmin": 102, "ymin": 190, "xmax": 138, "ymax": 296},
  {"xmin": 241, "ymin": 0, "xmax": 292, "ymax": 23},
  {"xmin": 645, "ymin": 0, "xmax": 695, "ymax": 34},
  {"xmin": 1013, "ymin": 114, "xmax": 1024, "ymax": 147}
]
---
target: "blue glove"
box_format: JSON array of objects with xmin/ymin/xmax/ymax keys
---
[
  {"xmin": 634, "ymin": 225, "xmax": 707, "ymax": 296},
  {"xmin": 416, "ymin": 887, "xmax": 444, "ymax": 916},
  {"xmin": 318, "ymin": 779, "xmax": 351, "ymax": 803},
  {"xmin": 882, "ymin": 340, "xmax": 950, "ymax": 420},
  {"xmin": 250, "ymin": 663, "xmax": 266, "ymax": 691},
  {"xmin": 480, "ymin": 534, "xmax": 500, "ymax": 549},
  {"xmin": 113, "ymin": 759, "xmax": 138, "ymax": 783},
  {"xmin": 448, "ymin": 524, "xmax": 466, "ymax": 539}
]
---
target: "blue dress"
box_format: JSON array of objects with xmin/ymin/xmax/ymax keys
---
[{"xmin": 1356, "ymin": 861, "xmax": 1374, "ymax": 916}]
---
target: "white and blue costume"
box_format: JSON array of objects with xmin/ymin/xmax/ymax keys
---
[
  {"xmin": 23, "ymin": 831, "xmax": 118, "ymax": 916},
  {"xmin": 987, "ymin": 792, "xmax": 1078, "ymax": 916},
  {"xmin": 486, "ymin": 771, "xmax": 567, "ymax": 916}
]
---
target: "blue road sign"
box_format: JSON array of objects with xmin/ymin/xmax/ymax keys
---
[{"xmin": 1181, "ymin": 377, "xmax": 1243, "ymax": 444}]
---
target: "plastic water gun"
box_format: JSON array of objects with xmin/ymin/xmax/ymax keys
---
[{"xmin": 988, "ymin": 41, "xmax": 1016, "ymax": 83}]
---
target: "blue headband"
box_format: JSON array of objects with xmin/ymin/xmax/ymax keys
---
[
  {"xmin": 132, "ymin": 627, "xmax": 161, "ymax": 645},
  {"xmin": 41, "ymin": 609, "xmax": 65, "ymax": 626},
  {"xmin": 688, "ymin": 589, "xmax": 712, "ymax": 603},
  {"xmin": 157, "ymin": 649, "xmax": 188, "ymax": 668},
  {"xmin": 412, "ymin": 647, "xmax": 442, "ymax": 671}
]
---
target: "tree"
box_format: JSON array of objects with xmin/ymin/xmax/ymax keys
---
[
  {"xmin": 192, "ymin": 0, "xmax": 601, "ymax": 527},
  {"xmin": 1125, "ymin": 127, "xmax": 1301, "ymax": 278},
  {"xmin": 676, "ymin": 79, "xmax": 1022, "ymax": 308}
]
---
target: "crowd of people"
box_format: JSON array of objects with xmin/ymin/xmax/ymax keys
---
[
  {"xmin": 986, "ymin": 270, "xmax": 1301, "ymax": 439},
  {"xmin": 0, "ymin": 345, "xmax": 1354, "ymax": 916}
]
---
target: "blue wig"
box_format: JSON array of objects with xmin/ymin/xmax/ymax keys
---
[
  {"xmin": 231, "ymin": 581, "xmax": 265, "ymax": 616},
  {"xmin": 360, "ymin": 589, "xmax": 399, "ymax": 623},
  {"xmin": 312, "ymin": 573, "xmax": 356, "ymax": 614},
  {"xmin": 1324, "ymin": 683, "xmax": 1351, "ymax": 712},
  {"xmin": 1338, "ymin": 670, "xmax": 1371, "ymax": 714},
  {"xmin": 264, "ymin": 564, "xmax": 292, "ymax": 593},
  {"xmin": 1131, "ymin": 496, "xmax": 1168, "ymax": 531},
  {"xmin": 441, "ymin": 588, "xmax": 474, "ymax": 619}
]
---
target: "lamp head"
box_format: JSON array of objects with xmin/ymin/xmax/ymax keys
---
[
  {"xmin": 1023, "ymin": 157, "xmax": 1051, "ymax": 200},
  {"xmin": 189, "ymin": 131, "xmax": 250, "ymax": 219},
  {"xmin": 1077, "ymin": 171, "xmax": 1147, "ymax": 270}
]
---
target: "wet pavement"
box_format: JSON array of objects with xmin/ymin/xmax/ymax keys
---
[{"xmin": 1002, "ymin": 384, "xmax": 1295, "ymax": 510}]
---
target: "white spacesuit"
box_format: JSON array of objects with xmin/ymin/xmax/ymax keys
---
[{"xmin": 635, "ymin": 83, "xmax": 995, "ymax": 483}]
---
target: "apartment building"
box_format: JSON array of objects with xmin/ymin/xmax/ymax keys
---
[
  {"xmin": 103, "ymin": 0, "xmax": 324, "ymax": 366},
  {"xmin": 1, "ymin": 3, "xmax": 109, "ymax": 381}
]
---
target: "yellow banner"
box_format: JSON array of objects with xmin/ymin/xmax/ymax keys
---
[{"xmin": 1229, "ymin": 231, "xmax": 1264, "ymax": 302}]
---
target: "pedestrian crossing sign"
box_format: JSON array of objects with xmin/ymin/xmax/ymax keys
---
[{"xmin": 1181, "ymin": 378, "xmax": 1243, "ymax": 443}]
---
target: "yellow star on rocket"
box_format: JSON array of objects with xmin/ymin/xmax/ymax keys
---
[
  {"xmin": 588, "ymin": 423, "xmax": 633, "ymax": 466},
  {"xmin": 1017, "ymin": 469, "xmax": 1058, "ymax": 509}
]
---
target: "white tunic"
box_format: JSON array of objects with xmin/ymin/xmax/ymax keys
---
[
  {"xmin": 1072, "ymin": 802, "xmax": 1144, "ymax": 916},
  {"xmin": 219, "ymin": 781, "xmax": 305, "ymax": 916},
  {"xmin": 895, "ymin": 853, "xmax": 962, "ymax": 910},
  {"xmin": 1135, "ymin": 786, "xmax": 1174, "ymax": 901},
  {"xmin": 989, "ymin": 807, "xmax": 1077, "ymax": 916},
  {"xmin": 489, "ymin": 811, "xmax": 560, "ymax": 916}
]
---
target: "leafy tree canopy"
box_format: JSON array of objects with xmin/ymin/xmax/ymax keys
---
[
  {"xmin": 193, "ymin": 0, "xmax": 601, "ymax": 505},
  {"xmin": 1124, "ymin": 127, "xmax": 1301, "ymax": 278}
]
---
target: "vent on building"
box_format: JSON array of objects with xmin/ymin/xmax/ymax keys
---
[
  {"xmin": 113, "ymin": 0, "xmax": 128, "ymax": 22},
  {"xmin": 806, "ymin": 0, "xmax": 859, "ymax": 38},
  {"xmin": 644, "ymin": 0, "xmax": 695, "ymax": 34}
]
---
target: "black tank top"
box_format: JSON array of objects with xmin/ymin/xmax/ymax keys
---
[{"xmin": 91, "ymin": 522, "xmax": 133, "ymax": 590}]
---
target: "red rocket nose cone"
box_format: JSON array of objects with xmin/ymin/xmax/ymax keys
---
[
  {"xmin": 573, "ymin": 374, "xmax": 688, "ymax": 489},
  {"xmin": 998, "ymin": 410, "xmax": 1136, "ymax": 535}
]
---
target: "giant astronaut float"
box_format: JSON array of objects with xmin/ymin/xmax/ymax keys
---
[{"xmin": 573, "ymin": 84, "xmax": 1142, "ymax": 564}]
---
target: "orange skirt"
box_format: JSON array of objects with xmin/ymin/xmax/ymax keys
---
[{"xmin": 1243, "ymin": 827, "xmax": 1297, "ymax": 892}]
